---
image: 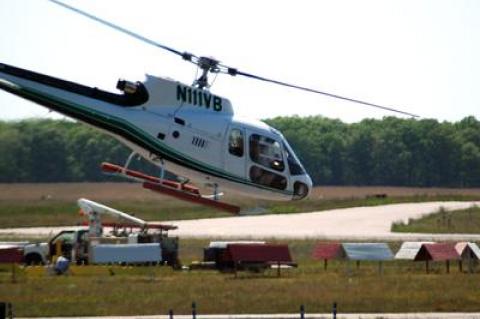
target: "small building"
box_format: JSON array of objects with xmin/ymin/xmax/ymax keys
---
[
  {"xmin": 311, "ymin": 243, "xmax": 342, "ymax": 269},
  {"xmin": 455, "ymin": 242, "xmax": 480, "ymax": 273},
  {"xmin": 312, "ymin": 242, "xmax": 393, "ymax": 273},
  {"xmin": 414, "ymin": 243, "xmax": 460, "ymax": 273},
  {"xmin": 455, "ymin": 242, "xmax": 480, "ymax": 259},
  {"xmin": 342, "ymin": 243, "xmax": 394, "ymax": 274},
  {"xmin": 395, "ymin": 242, "xmax": 434, "ymax": 260}
]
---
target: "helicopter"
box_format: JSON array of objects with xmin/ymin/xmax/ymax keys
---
[{"xmin": 0, "ymin": 0, "xmax": 418, "ymax": 212}]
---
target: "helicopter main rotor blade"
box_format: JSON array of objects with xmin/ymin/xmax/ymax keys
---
[
  {"xmin": 48, "ymin": 0, "xmax": 195, "ymax": 61},
  {"xmin": 222, "ymin": 67, "xmax": 418, "ymax": 118},
  {"xmin": 48, "ymin": 0, "xmax": 418, "ymax": 118}
]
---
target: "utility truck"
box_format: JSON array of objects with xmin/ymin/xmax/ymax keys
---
[{"xmin": 22, "ymin": 199, "xmax": 179, "ymax": 266}]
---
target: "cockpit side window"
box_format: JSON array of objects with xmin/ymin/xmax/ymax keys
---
[
  {"xmin": 228, "ymin": 129, "xmax": 244, "ymax": 157},
  {"xmin": 249, "ymin": 166, "xmax": 287, "ymax": 190},
  {"xmin": 249, "ymin": 134, "xmax": 285, "ymax": 172}
]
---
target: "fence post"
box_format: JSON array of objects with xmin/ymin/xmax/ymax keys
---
[
  {"xmin": 332, "ymin": 302, "xmax": 337, "ymax": 319},
  {"xmin": 168, "ymin": 309, "xmax": 174, "ymax": 319},
  {"xmin": 0, "ymin": 303, "xmax": 13, "ymax": 319},
  {"xmin": 192, "ymin": 301, "xmax": 196, "ymax": 319},
  {"xmin": 300, "ymin": 304, "xmax": 305, "ymax": 319}
]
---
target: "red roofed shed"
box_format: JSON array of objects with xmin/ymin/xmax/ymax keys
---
[
  {"xmin": 312, "ymin": 243, "xmax": 342, "ymax": 260},
  {"xmin": 312, "ymin": 243, "xmax": 342, "ymax": 270},
  {"xmin": 414, "ymin": 243, "xmax": 460, "ymax": 273}
]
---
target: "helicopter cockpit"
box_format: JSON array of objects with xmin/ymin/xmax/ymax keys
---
[
  {"xmin": 227, "ymin": 121, "xmax": 311, "ymax": 200},
  {"xmin": 248, "ymin": 131, "xmax": 310, "ymax": 199}
]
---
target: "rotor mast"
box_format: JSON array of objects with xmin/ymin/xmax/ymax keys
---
[{"xmin": 193, "ymin": 56, "xmax": 220, "ymax": 89}]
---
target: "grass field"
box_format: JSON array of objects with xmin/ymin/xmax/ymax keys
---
[
  {"xmin": 1, "ymin": 184, "xmax": 480, "ymax": 315},
  {"xmin": 1, "ymin": 183, "xmax": 479, "ymax": 228},
  {"xmin": 1, "ymin": 239, "xmax": 480, "ymax": 316},
  {"xmin": 391, "ymin": 205, "xmax": 480, "ymax": 234}
]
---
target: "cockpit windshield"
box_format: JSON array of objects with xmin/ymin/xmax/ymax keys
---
[{"xmin": 283, "ymin": 141, "xmax": 306, "ymax": 175}]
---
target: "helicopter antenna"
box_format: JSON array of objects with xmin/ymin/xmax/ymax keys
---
[{"xmin": 48, "ymin": 0, "xmax": 419, "ymax": 117}]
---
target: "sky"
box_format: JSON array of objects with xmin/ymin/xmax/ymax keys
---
[{"xmin": 0, "ymin": 0, "xmax": 479, "ymax": 123}]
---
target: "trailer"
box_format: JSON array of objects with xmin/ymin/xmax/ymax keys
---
[
  {"xmin": 0, "ymin": 245, "xmax": 24, "ymax": 264},
  {"xmin": 194, "ymin": 241, "xmax": 295, "ymax": 275},
  {"xmin": 203, "ymin": 241, "xmax": 265, "ymax": 270},
  {"xmin": 1, "ymin": 242, "xmax": 49, "ymax": 265}
]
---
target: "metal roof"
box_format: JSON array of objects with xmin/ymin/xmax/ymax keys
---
[
  {"xmin": 455, "ymin": 242, "xmax": 480, "ymax": 260},
  {"xmin": 341, "ymin": 243, "xmax": 394, "ymax": 261},
  {"xmin": 395, "ymin": 242, "xmax": 435, "ymax": 260},
  {"xmin": 414, "ymin": 243, "xmax": 460, "ymax": 261},
  {"xmin": 312, "ymin": 243, "xmax": 343, "ymax": 260}
]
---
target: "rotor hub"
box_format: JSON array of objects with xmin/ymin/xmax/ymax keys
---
[
  {"xmin": 198, "ymin": 56, "xmax": 220, "ymax": 73},
  {"xmin": 194, "ymin": 56, "xmax": 220, "ymax": 89}
]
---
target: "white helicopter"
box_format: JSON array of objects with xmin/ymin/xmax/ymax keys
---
[{"xmin": 0, "ymin": 1, "xmax": 417, "ymax": 213}]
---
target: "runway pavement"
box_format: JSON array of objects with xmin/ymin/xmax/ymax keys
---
[
  {"xmin": 1, "ymin": 201, "xmax": 480, "ymax": 240},
  {"xmin": 167, "ymin": 201, "xmax": 480, "ymax": 240}
]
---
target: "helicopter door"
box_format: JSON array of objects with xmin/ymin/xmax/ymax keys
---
[{"xmin": 224, "ymin": 127, "xmax": 246, "ymax": 178}]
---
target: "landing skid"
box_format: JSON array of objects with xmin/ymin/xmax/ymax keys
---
[{"xmin": 101, "ymin": 162, "xmax": 240, "ymax": 214}]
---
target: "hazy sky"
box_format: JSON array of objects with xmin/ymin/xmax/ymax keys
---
[{"xmin": 0, "ymin": 0, "xmax": 479, "ymax": 122}]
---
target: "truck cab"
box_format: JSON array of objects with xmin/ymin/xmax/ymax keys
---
[{"xmin": 48, "ymin": 229, "xmax": 89, "ymax": 264}]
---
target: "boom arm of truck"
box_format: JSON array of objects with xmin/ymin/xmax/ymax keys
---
[{"xmin": 78, "ymin": 198, "xmax": 147, "ymax": 237}]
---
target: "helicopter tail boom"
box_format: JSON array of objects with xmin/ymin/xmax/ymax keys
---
[{"xmin": 0, "ymin": 62, "xmax": 149, "ymax": 107}]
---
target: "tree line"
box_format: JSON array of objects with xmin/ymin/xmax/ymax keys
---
[{"xmin": 0, "ymin": 116, "xmax": 479, "ymax": 186}]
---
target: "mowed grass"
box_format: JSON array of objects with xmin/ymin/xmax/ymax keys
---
[
  {"xmin": 1, "ymin": 239, "xmax": 480, "ymax": 316},
  {"xmin": 392, "ymin": 205, "xmax": 480, "ymax": 233},
  {"xmin": 0, "ymin": 199, "xmax": 229, "ymax": 228}
]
